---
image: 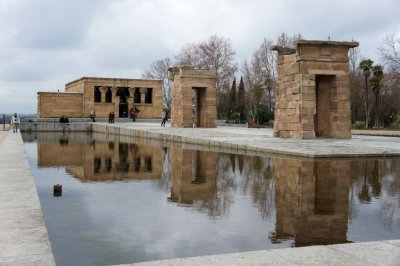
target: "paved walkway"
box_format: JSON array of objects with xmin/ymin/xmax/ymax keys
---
[
  {"xmin": 92, "ymin": 123, "xmax": 400, "ymax": 158},
  {"xmin": 0, "ymin": 131, "xmax": 55, "ymax": 265},
  {"xmin": 119, "ymin": 240, "xmax": 400, "ymax": 266}
]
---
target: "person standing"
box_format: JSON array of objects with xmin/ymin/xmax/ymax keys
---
[
  {"xmin": 11, "ymin": 113, "xmax": 21, "ymax": 133},
  {"xmin": 130, "ymin": 107, "xmax": 137, "ymax": 122},
  {"xmin": 161, "ymin": 110, "xmax": 167, "ymax": 127},
  {"xmin": 90, "ymin": 111, "xmax": 96, "ymax": 122}
]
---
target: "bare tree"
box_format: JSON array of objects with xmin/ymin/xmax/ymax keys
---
[
  {"xmin": 378, "ymin": 33, "xmax": 400, "ymax": 72},
  {"xmin": 142, "ymin": 57, "xmax": 173, "ymax": 109},
  {"xmin": 241, "ymin": 33, "xmax": 301, "ymax": 121},
  {"xmin": 276, "ymin": 32, "xmax": 303, "ymax": 47},
  {"xmin": 242, "ymin": 38, "xmax": 275, "ymax": 117},
  {"xmin": 349, "ymin": 47, "xmax": 365, "ymax": 123},
  {"xmin": 175, "ymin": 34, "xmax": 238, "ymax": 114}
]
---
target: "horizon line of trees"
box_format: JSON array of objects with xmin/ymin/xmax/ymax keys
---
[{"xmin": 143, "ymin": 32, "xmax": 400, "ymax": 128}]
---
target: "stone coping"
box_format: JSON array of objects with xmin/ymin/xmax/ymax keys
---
[
  {"xmin": 0, "ymin": 131, "xmax": 55, "ymax": 265},
  {"xmin": 92, "ymin": 123, "xmax": 400, "ymax": 158},
  {"xmin": 116, "ymin": 240, "xmax": 400, "ymax": 266}
]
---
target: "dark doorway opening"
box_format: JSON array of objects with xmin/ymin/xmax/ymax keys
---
[
  {"xmin": 105, "ymin": 87, "xmax": 112, "ymax": 103},
  {"xmin": 315, "ymin": 75, "xmax": 336, "ymax": 137},
  {"xmin": 94, "ymin": 87, "xmax": 101, "ymax": 103},
  {"xmin": 116, "ymin": 87, "xmax": 130, "ymax": 117},
  {"xmin": 192, "ymin": 87, "xmax": 206, "ymax": 128},
  {"xmin": 134, "ymin": 88, "xmax": 141, "ymax": 103}
]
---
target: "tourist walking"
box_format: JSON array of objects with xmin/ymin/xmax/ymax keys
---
[
  {"xmin": 108, "ymin": 112, "xmax": 113, "ymax": 123},
  {"xmin": 161, "ymin": 110, "xmax": 167, "ymax": 127},
  {"xmin": 11, "ymin": 113, "xmax": 20, "ymax": 133}
]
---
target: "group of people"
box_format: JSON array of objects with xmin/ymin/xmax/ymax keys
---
[{"xmin": 59, "ymin": 115, "xmax": 71, "ymax": 132}]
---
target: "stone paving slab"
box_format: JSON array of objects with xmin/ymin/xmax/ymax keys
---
[
  {"xmin": 0, "ymin": 131, "xmax": 55, "ymax": 265},
  {"xmin": 115, "ymin": 240, "xmax": 400, "ymax": 266},
  {"xmin": 352, "ymin": 129, "xmax": 400, "ymax": 137},
  {"xmin": 92, "ymin": 123, "xmax": 400, "ymax": 158}
]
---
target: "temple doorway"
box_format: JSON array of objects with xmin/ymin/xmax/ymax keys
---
[
  {"xmin": 315, "ymin": 75, "xmax": 336, "ymax": 137},
  {"xmin": 116, "ymin": 87, "xmax": 130, "ymax": 118},
  {"xmin": 192, "ymin": 87, "xmax": 206, "ymax": 128}
]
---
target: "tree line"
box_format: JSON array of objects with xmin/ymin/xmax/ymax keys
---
[{"xmin": 143, "ymin": 33, "xmax": 400, "ymax": 128}]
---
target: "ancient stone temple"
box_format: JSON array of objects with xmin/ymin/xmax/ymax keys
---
[
  {"xmin": 169, "ymin": 66, "xmax": 217, "ymax": 128},
  {"xmin": 37, "ymin": 77, "xmax": 163, "ymax": 119},
  {"xmin": 272, "ymin": 40, "xmax": 359, "ymax": 139}
]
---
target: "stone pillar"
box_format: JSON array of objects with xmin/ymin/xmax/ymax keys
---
[
  {"xmin": 99, "ymin": 86, "xmax": 107, "ymax": 103},
  {"xmin": 112, "ymin": 87, "xmax": 119, "ymax": 114},
  {"xmin": 128, "ymin": 87, "xmax": 135, "ymax": 109},
  {"xmin": 140, "ymin": 88, "xmax": 147, "ymax": 104}
]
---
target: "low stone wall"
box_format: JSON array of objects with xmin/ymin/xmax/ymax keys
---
[{"xmin": 20, "ymin": 120, "xmax": 92, "ymax": 132}]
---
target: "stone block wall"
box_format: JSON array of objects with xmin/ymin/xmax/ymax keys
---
[
  {"xmin": 272, "ymin": 40, "xmax": 358, "ymax": 139},
  {"xmin": 170, "ymin": 66, "xmax": 217, "ymax": 128},
  {"xmin": 37, "ymin": 92, "xmax": 84, "ymax": 118}
]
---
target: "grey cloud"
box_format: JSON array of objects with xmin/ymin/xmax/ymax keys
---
[{"xmin": 6, "ymin": 0, "xmax": 108, "ymax": 50}]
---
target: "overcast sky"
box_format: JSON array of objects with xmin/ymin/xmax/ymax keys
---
[{"xmin": 0, "ymin": 0, "xmax": 399, "ymax": 114}]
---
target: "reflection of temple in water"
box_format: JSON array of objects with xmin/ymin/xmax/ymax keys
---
[
  {"xmin": 168, "ymin": 148, "xmax": 217, "ymax": 204},
  {"xmin": 37, "ymin": 135, "xmax": 162, "ymax": 181},
  {"xmin": 271, "ymin": 157, "xmax": 350, "ymax": 246}
]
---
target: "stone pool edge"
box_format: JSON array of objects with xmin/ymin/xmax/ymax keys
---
[
  {"xmin": 0, "ymin": 131, "xmax": 56, "ymax": 265},
  {"xmin": 92, "ymin": 123, "xmax": 400, "ymax": 159}
]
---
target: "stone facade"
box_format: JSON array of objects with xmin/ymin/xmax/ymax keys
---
[
  {"xmin": 169, "ymin": 66, "xmax": 217, "ymax": 128},
  {"xmin": 272, "ymin": 40, "xmax": 359, "ymax": 139},
  {"xmin": 38, "ymin": 77, "xmax": 163, "ymax": 119}
]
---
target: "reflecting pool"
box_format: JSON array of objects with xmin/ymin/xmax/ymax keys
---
[{"xmin": 22, "ymin": 132, "xmax": 400, "ymax": 266}]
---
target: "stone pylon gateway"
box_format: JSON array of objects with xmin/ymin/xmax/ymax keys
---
[
  {"xmin": 272, "ymin": 40, "xmax": 359, "ymax": 139},
  {"xmin": 169, "ymin": 66, "xmax": 217, "ymax": 128}
]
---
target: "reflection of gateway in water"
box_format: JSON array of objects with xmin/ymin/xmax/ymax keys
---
[
  {"xmin": 271, "ymin": 157, "xmax": 351, "ymax": 247},
  {"xmin": 168, "ymin": 148, "xmax": 217, "ymax": 204}
]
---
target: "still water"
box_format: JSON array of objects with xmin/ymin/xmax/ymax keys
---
[{"xmin": 22, "ymin": 132, "xmax": 400, "ymax": 266}]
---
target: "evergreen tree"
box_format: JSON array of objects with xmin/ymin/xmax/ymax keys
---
[
  {"xmin": 237, "ymin": 76, "xmax": 245, "ymax": 121},
  {"xmin": 228, "ymin": 78, "xmax": 237, "ymax": 118}
]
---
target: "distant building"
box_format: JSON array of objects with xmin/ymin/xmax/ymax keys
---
[{"xmin": 37, "ymin": 77, "xmax": 163, "ymax": 119}]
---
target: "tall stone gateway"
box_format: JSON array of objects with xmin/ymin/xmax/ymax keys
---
[
  {"xmin": 169, "ymin": 66, "xmax": 217, "ymax": 128},
  {"xmin": 272, "ymin": 40, "xmax": 359, "ymax": 139}
]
